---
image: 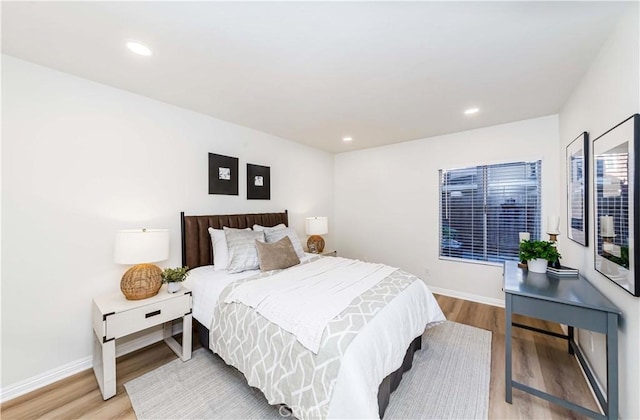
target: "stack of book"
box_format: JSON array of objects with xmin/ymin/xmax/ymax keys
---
[{"xmin": 546, "ymin": 265, "xmax": 579, "ymax": 277}]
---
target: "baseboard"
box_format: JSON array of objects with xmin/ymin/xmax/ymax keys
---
[
  {"xmin": 0, "ymin": 355, "xmax": 93, "ymax": 403},
  {"xmin": 0, "ymin": 323, "xmax": 183, "ymax": 403},
  {"xmin": 428, "ymin": 286, "xmax": 505, "ymax": 308},
  {"xmin": 573, "ymin": 339, "xmax": 606, "ymax": 413}
]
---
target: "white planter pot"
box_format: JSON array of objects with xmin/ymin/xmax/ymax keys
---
[
  {"xmin": 527, "ymin": 258, "xmax": 548, "ymax": 274},
  {"xmin": 167, "ymin": 282, "xmax": 182, "ymax": 293}
]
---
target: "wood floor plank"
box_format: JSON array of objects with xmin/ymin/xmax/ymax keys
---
[
  {"xmin": 436, "ymin": 294, "xmax": 597, "ymax": 420},
  {"xmin": 1, "ymin": 295, "xmax": 599, "ymax": 419}
]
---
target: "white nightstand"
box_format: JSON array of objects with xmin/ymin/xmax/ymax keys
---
[
  {"xmin": 92, "ymin": 285, "xmax": 192, "ymax": 400},
  {"xmin": 321, "ymin": 250, "xmax": 337, "ymax": 257}
]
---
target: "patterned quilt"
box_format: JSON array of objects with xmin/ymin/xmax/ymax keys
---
[{"xmin": 208, "ymin": 256, "xmax": 419, "ymax": 419}]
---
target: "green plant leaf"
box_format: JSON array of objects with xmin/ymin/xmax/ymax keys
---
[
  {"xmin": 161, "ymin": 266, "xmax": 190, "ymax": 283},
  {"xmin": 518, "ymin": 240, "xmax": 561, "ymax": 262}
]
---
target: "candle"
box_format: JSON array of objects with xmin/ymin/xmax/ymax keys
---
[
  {"xmin": 547, "ymin": 216, "xmax": 560, "ymax": 234},
  {"xmin": 518, "ymin": 232, "xmax": 530, "ymax": 243},
  {"xmin": 600, "ymin": 216, "xmax": 615, "ymax": 237}
]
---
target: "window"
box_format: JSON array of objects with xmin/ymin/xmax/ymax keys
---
[{"xmin": 439, "ymin": 160, "xmax": 542, "ymax": 264}]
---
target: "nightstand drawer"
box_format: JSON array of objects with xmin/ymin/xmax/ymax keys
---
[{"xmin": 105, "ymin": 294, "xmax": 190, "ymax": 340}]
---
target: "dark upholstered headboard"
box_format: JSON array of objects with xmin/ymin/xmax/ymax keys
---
[{"xmin": 181, "ymin": 210, "xmax": 289, "ymax": 269}]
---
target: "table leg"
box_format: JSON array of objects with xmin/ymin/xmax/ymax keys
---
[
  {"xmin": 182, "ymin": 314, "xmax": 192, "ymax": 361},
  {"xmin": 568, "ymin": 326, "xmax": 575, "ymax": 355},
  {"xmin": 163, "ymin": 315, "xmax": 193, "ymax": 361},
  {"xmin": 505, "ymin": 293, "xmax": 513, "ymax": 404},
  {"xmin": 93, "ymin": 333, "xmax": 116, "ymax": 399}
]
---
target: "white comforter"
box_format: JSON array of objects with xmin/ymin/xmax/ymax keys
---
[
  {"xmin": 224, "ymin": 257, "xmax": 397, "ymax": 353},
  {"xmin": 185, "ymin": 256, "xmax": 445, "ymax": 419}
]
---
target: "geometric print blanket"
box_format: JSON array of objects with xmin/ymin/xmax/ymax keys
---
[{"xmin": 208, "ymin": 256, "xmax": 417, "ymax": 419}]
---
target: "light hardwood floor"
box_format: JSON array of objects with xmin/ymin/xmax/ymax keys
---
[
  {"xmin": 436, "ymin": 295, "xmax": 598, "ymax": 419},
  {"xmin": 1, "ymin": 295, "xmax": 599, "ymax": 419}
]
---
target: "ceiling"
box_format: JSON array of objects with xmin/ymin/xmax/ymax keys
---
[{"xmin": 1, "ymin": 1, "xmax": 630, "ymax": 153}]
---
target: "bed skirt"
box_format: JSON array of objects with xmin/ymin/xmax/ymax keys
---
[{"xmin": 195, "ymin": 321, "xmax": 421, "ymax": 418}]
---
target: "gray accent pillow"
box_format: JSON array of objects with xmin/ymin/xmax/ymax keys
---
[
  {"xmin": 252, "ymin": 223, "xmax": 286, "ymax": 232},
  {"xmin": 224, "ymin": 227, "xmax": 265, "ymax": 273},
  {"xmin": 264, "ymin": 227, "xmax": 306, "ymax": 259},
  {"xmin": 255, "ymin": 236, "xmax": 301, "ymax": 271}
]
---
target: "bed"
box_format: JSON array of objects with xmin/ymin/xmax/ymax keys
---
[{"xmin": 181, "ymin": 210, "xmax": 445, "ymax": 419}]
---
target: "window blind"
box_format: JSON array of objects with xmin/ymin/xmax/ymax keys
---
[{"xmin": 439, "ymin": 160, "xmax": 542, "ymax": 263}]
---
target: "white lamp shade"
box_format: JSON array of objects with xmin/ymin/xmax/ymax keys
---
[
  {"xmin": 305, "ymin": 217, "xmax": 328, "ymax": 235},
  {"xmin": 114, "ymin": 229, "xmax": 170, "ymax": 264}
]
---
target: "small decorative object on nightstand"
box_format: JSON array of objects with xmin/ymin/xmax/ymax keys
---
[
  {"xmin": 114, "ymin": 228, "xmax": 169, "ymax": 300},
  {"xmin": 305, "ymin": 216, "xmax": 328, "ymax": 254},
  {"xmin": 92, "ymin": 285, "xmax": 192, "ymax": 400},
  {"xmin": 161, "ymin": 266, "xmax": 190, "ymax": 293}
]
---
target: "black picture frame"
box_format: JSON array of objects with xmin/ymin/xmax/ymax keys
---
[
  {"xmin": 593, "ymin": 113, "xmax": 640, "ymax": 297},
  {"xmin": 567, "ymin": 132, "xmax": 589, "ymax": 246},
  {"xmin": 208, "ymin": 153, "xmax": 239, "ymax": 195},
  {"xmin": 247, "ymin": 164, "xmax": 270, "ymax": 200}
]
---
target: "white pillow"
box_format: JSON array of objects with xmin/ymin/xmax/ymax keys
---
[
  {"xmin": 224, "ymin": 227, "xmax": 266, "ymax": 273},
  {"xmin": 264, "ymin": 227, "xmax": 306, "ymax": 259},
  {"xmin": 208, "ymin": 227, "xmax": 250, "ymax": 271},
  {"xmin": 253, "ymin": 223, "xmax": 286, "ymax": 232}
]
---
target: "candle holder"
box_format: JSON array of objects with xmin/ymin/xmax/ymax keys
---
[
  {"xmin": 546, "ymin": 232, "xmax": 562, "ymax": 268},
  {"xmin": 601, "ymin": 236, "xmax": 616, "ymax": 258},
  {"xmin": 546, "ymin": 215, "xmax": 560, "ymax": 242},
  {"xmin": 518, "ymin": 232, "xmax": 530, "ymax": 268}
]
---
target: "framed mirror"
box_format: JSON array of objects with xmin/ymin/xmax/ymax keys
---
[
  {"xmin": 593, "ymin": 114, "xmax": 639, "ymax": 296},
  {"xmin": 567, "ymin": 132, "xmax": 589, "ymax": 246}
]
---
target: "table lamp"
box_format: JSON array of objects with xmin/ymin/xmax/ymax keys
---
[
  {"xmin": 305, "ymin": 217, "xmax": 328, "ymax": 253},
  {"xmin": 114, "ymin": 228, "xmax": 170, "ymax": 300}
]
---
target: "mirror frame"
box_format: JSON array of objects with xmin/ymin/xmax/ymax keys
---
[{"xmin": 567, "ymin": 132, "xmax": 589, "ymax": 246}]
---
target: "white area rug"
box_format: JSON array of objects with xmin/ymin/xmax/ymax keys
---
[{"xmin": 125, "ymin": 321, "xmax": 491, "ymax": 419}]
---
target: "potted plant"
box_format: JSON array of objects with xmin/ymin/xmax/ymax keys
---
[
  {"xmin": 161, "ymin": 266, "xmax": 189, "ymax": 293},
  {"xmin": 518, "ymin": 240, "xmax": 561, "ymax": 273}
]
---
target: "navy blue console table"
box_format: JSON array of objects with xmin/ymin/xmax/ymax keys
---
[{"xmin": 503, "ymin": 261, "xmax": 621, "ymax": 419}]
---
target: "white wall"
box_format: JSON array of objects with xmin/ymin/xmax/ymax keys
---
[
  {"xmin": 335, "ymin": 115, "xmax": 559, "ymax": 305},
  {"xmin": 0, "ymin": 56, "xmax": 334, "ymax": 393},
  {"xmin": 558, "ymin": 4, "xmax": 639, "ymax": 418}
]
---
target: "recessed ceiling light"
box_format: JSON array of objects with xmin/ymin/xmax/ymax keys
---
[
  {"xmin": 464, "ymin": 108, "xmax": 480, "ymax": 115},
  {"xmin": 126, "ymin": 41, "xmax": 152, "ymax": 56},
  {"xmin": 342, "ymin": 137, "xmax": 353, "ymax": 142}
]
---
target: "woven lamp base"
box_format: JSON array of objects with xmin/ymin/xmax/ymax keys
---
[
  {"xmin": 307, "ymin": 235, "xmax": 325, "ymax": 254},
  {"xmin": 120, "ymin": 263, "xmax": 162, "ymax": 300}
]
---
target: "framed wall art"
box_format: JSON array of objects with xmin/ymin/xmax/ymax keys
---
[
  {"xmin": 208, "ymin": 153, "xmax": 239, "ymax": 195},
  {"xmin": 593, "ymin": 113, "xmax": 640, "ymax": 296},
  {"xmin": 567, "ymin": 132, "xmax": 589, "ymax": 246},
  {"xmin": 247, "ymin": 164, "xmax": 270, "ymax": 200}
]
